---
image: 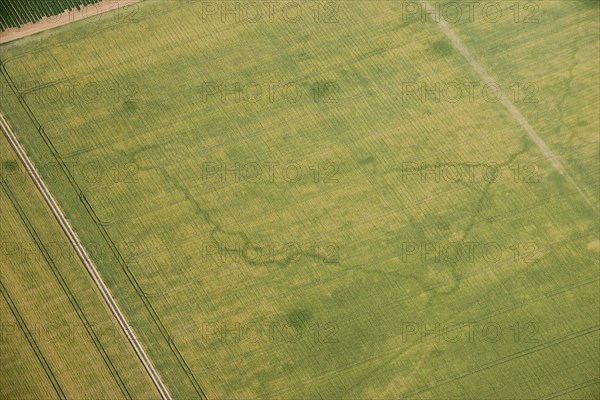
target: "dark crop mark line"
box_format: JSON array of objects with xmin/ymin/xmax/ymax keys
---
[
  {"xmin": 160, "ymin": 168, "xmax": 337, "ymax": 269},
  {"xmin": 270, "ymin": 273, "xmax": 600, "ymax": 398},
  {"xmin": 0, "ymin": 175, "xmax": 132, "ymax": 399},
  {"xmin": 0, "ymin": 279, "xmax": 66, "ymax": 400},
  {"xmin": 402, "ymin": 325, "xmax": 600, "ymax": 398},
  {"xmin": 540, "ymin": 378, "xmax": 600, "ymax": 400},
  {"xmin": 421, "ymin": 0, "xmax": 598, "ymax": 213},
  {"xmin": 0, "ymin": 113, "xmax": 173, "ymax": 399},
  {"xmin": 0, "ymin": 59, "xmax": 198, "ymax": 400}
]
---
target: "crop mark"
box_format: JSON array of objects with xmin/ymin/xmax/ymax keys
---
[
  {"xmin": 0, "ymin": 280, "xmax": 66, "ymax": 400},
  {"xmin": 0, "ymin": 175, "xmax": 132, "ymax": 399},
  {"xmin": 420, "ymin": 0, "xmax": 598, "ymax": 214},
  {"xmin": 0, "ymin": 105, "xmax": 174, "ymax": 399},
  {"xmin": 271, "ymin": 274, "xmax": 600, "ymax": 398},
  {"xmin": 402, "ymin": 324, "xmax": 600, "ymax": 398}
]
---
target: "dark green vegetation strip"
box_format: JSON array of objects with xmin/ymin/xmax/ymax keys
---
[{"xmin": 0, "ymin": 0, "xmax": 102, "ymax": 31}]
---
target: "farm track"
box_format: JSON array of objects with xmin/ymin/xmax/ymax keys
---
[
  {"xmin": 1, "ymin": 1, "xmax": 597, "ymax": 398},
  {"xmin": 0, "ymin": 57, "xmax": 208, "ymax": 398},
  {"xmin": 0, "ymin": 113, "xmax": 173, "ymax": 400},
  {"xmin": 420, "ymin": 0, "xmax": 598, "ymax": 214},
  {"xmin": 0, "ymin": 174, "xmax": 132, "ymax": 399},
  {"xmin": 0, "ymin": 0, "xmax": 139, "ymax": 44}
]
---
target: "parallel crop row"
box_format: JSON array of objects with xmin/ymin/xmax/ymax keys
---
[{"xmin": 0, "ymin": 0, "xmax": 102, "ymax": 31}]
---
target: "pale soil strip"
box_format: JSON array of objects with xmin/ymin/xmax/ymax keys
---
[
  {"xmin": 0, "ymin": 0, "xmax": 139, "ymax": 44},
  {"xmin": 420, "ymin": 0, "xmax": 597, "ymax": 213},
  {"xmin": 0, "ymin": 113, "xmax": 172, "ymax": 400}
]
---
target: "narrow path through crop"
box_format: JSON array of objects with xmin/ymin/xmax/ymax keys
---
[
  {"xmin": 420, "ymin": 0, "xmax": 597, "ymax": 213},
  {"xmin": 0, "ymin": 113, "xmax": 172, "ymax": 400}
]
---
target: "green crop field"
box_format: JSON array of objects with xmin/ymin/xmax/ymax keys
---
[
  {"xmin": 0, "ymin": 0, "xmax": 598, "ymax": 399},
  {"xmin": 0, "ymin": 133, "xmax": 159, "ymax": 399}
]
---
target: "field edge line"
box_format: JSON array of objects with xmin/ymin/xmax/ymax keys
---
[{"xmin": 0, "ymin": 112, "xmax": 173, "ymax": 400}]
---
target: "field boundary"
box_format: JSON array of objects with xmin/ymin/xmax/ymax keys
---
[
  {"xmin": 0, "ymin": 0, "xmax": 139, "ymax": 44},
  {"xmin": 0, "ymin": 56, "xmax": 207, "ymax": 398},
  {"xmin": 0, "ymin": 172, "xmax": 132, "ymax": 399},
  {"xmin": 0, "ymin": 113, "xmax": 172, "ymax": 400}
]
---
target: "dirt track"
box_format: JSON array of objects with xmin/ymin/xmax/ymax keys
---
[
  {"xmin": 0, "ymin": 0, "xmax": 139, "ymax": 44},
  {"xmin": 420, "ymin": 0, "xmax": 597, "ymax": 214},
  {"xmin": 0, "ymin": 113, "xmax": 172, "ymax": 400}
]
